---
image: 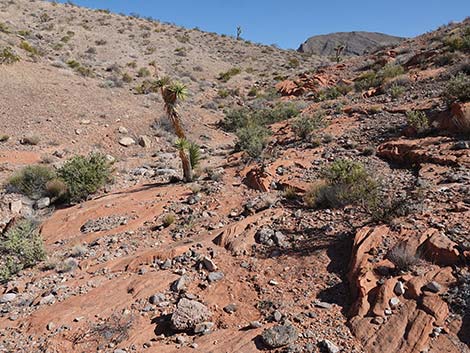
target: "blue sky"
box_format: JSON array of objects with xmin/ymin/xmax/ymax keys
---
[{"xmin": 56, "ymin": 0, "xmax": 469, "ymax": 49}]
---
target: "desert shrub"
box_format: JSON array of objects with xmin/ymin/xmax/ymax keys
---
[
  {"xmin": 386, "ymin": 243, "xmax": 419, "ymax": 272},
  {"xmin": 380, "ymin": 63, "xmax": 405, "ymax": 80},
  {"xmin": 445, "ymin": 27, "xmax": 470, "ymax": 52},
  {"xmin": 218, "ymin": 67, "xmax": 241, "ymax": 82},
  {"xmin": 122, "ymin": 72, "xmax": 133, "ymax": 83},
  {"xmin": 292, "ymin": 112, "xmax": 324, "ymax": 139},
  {"xmin": 283, "ymin": 186, "xmax": 298, "ymax": 200},
  {"xmin": 8, "ymin": 165, "xmax": 56, "ymax": 199},
  {"xmin": 0, "ymin": 220, "xmax": 46, "ymax": 283},
  {"xmin": 0, "ymin": 22, "xmax": 10, "ymax": 33},
  {"xmin": 389, "ymin": 84, "xmax": 405, "ymax": 99},
  {"xmin": 306, "ymin": 160, "xmax": 379, "ymax": 209},
  {"xmin": 355, "ymin": 64, "xmax": 405, "ymax": 91},
  {"xmin": 76, "ymin": 65, "xmax": 93, "ymax": 77},
  {"xmin": 287, "ymin": 58, "xmax": 300, "ymax": 68},
  {"xmin": 19, "ymin": 41, "xmax": 39, "ymax": 56},
  {"xmin": 67, "ymin": 59, "xmax": 80, "ymax": 69},
  {"xmin": 45, "ymin": 178, "xmax": 68, "ymax": 201},
  {"xmin": 218, "ymin": 88, "xmax": 229, "ymax": 98},
  {"xmin": 434, "ymin": 52, "xmax": 457, "ymax": 67},
  {"xmin": 90, "ymin": 313, "xmax": 133, "ymax": 346},
  {"xmin": 162, "ymin": 213, "xmax": 175, "ymax": 227},
  {"xmin": 0, "ymin": 47, "xmax": 20, "ymax": 65},
  {"xmin": 304, "ymin": 181, "xmax": 328, "ymax": 208},
  {"xmin": 137, "ymin": 67, "xmax": 150, "ymax": 77},
  {"xmin": 443, "ymin": 72, "xmax": 470, "ymax": 105},
  {"xmin": 57, "ymin": 153, "xmax": 112, "ymax": 203},
  {"xmin": 222, "ymin": 102, "xmax": 301, "ymax": 132},
  {"xmin": 235, "ymin": 125, "xmax": 271, "ymax": 158},
  {"xmin": 406, "ymin": 111, "xmax": 429, "ymax": 133},
  {"xmin": 355, "ymin": 71, "xmax": 381, "ymax": 91},
  {"xmin": 0, "ymin": 134, "xmax": 9, "ymax": 142},
  {"xmin": 247, "ymin": 86, "xmax": 259, "ymax": 97},
  {"xmin": 21, "ymin": 135, "xmax": 40, "ymax": 145}
]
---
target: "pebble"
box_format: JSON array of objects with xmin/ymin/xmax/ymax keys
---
[
  {"xmin": 389, "ymin": 297, "xmax": 400, "ymax": 309},
  {"xmin": 314, "ymin": 301, "xmax": 332, "ymax": 309},
  {"xmin": 394, "ymin": 281, "xmax": 405, "ymax": 296},
  {"xmin": 249, "ymin": 321, "xmax": 262, "ymax": 329},
  {"xmin": 0, "ymin": 293, "xmax": 17, "ymax": 303},
  {"xmin": 208, "ymin": 272, "xmax": 224, "ymax": 283},
  {"xmin": 223, "ymin": 303, "xmax": 238, "ymax": 314},
  {"xmin": 119, "ymin": 137, "xmax": 135, "ymax": 147}
]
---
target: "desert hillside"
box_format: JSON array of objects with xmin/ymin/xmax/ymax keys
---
[
  {"xmin": 0, "ymin": 2, "xmax": 469, "ymax": 353},
  {"xmin": 298, "ymin": 31, "xmax": 404, "ymax": 56}
]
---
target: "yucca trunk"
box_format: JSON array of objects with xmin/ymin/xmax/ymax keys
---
[{"xmin": 179, "ymin": 149, "xmax": 192, "ymax": 182}]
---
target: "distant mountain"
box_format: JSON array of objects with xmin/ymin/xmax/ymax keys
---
[{"xmin": 298, "ymin": 31, "xmax": 405, "ymax": 56}]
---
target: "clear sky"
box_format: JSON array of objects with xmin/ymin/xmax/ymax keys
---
[{"xmin": 55, "ymin": 0, "xmax": 469, "ymax": 49}]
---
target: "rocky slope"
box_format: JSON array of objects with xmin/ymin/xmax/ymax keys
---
[
  {"xmin": 0, "ymin": 2, "xmax": 469, "ymax": 353},
  {"xmin": 298, "ymin": 31, "xmax": 404, "ymax": 56}
]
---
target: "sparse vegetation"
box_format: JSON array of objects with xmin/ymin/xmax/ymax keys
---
[
  {"xmin": 355, "ymin": 63, "xmax": 405, "ymax": 91},
  {"xmin": 444, "ymin": 27, "xmax": 470, "ymax": 52},
  {"xmin": 406, "ymin": 110, "xmax": 429, "ymax": 133},
  {"xmin": 137, "ymin": 67, "xmax": 151, "ymax": 77},
  {"xmin": 19, "ymin": 41, "xmax": 40, "ymax": 56},
  {"xmin": 389, "ymin": 83, "xmax": 405, "ymax": 99},
  {"xmin": 291, "ymin": 112, "xmax": 324, "ymax": 139},
  {"xmin": 443, "ymin": 72, "xmax": 470, "ymax": 105},
  {"xmin": 0, "ymin": 22, "xmax": 10, "ymax": 33},
  {"xmin": 0, "ymin": 47, "xmax": 20, "ymax": 65},
  {"xmin": 0, "ymin": 220, "xmax": 46, "ymax": 283},
  {"xmin": 218, "ymin": 67, "xmax": 241, "ymax": 82},
  {"xmin": 235, "ymin": 124, "xmax": 271, "ymax": 158},
  {"xmin": 386, "ymin": 243, "xmax": 419, "ymax": 272},
  {"xmin": 222, "ymin": 102, "xmax": 301, "ymax": 132},
  {"xmin": 306, "ymin": 159, "xmax": 379, "ymax": 209}
]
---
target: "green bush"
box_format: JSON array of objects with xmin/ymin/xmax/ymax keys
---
[
  {"xmin": 8, "ymin": 165, "xmax": 56, "ymax": 199},
  {"xmin": 380, "ymin": 63, "xmax": 405, "ymax": 80},
  {"xmin": 406, "ymin": 111, "xmax": 429, "ymax": 133},
  {"xmin": 235, "ymin": 125, "xmax": 271, "ymax": 158},
  {"xmin": 57, "ymin": 153, "xmax": 112, "ymax": 202},
  {"xmin": 355, "ymin": 64, "xmax": 405, "ymax": 91},
  {"xmin": 137, "ymin": 67, "xmax": 151, "ymax": 77},
  {"xmin": 292, "ymin": 112, "xmax": 324, "ymax": 139},
  {"xmin": 355, "ymin": 71, "xmax": 382, "ymax": 91},
  {"xmin": 0, "ymin": 47, "xmax": 20, "ymax": 65},
  {"xmin": 223, "ymin": 102, "xmax": 301, "ymax": 132},
  {"xmin": 443, "ymin": 72, "xmax": 470, "ymax": 105},
  {"xmin": 389, "ymin": 84, "xmax": 405, "ymax": 99},
  {"xmin": 0, "ymin": 220, "xmax": 46, "ymax": 283},
  {"xmin": 445, "ymin": 27, "xmax": 470, "ymax": 52},
  {"xmin": 19, "ymin": 41, "xmax": 40, "ymax": 56},
  {"xmin": 218, "ymin": 67, "xmax": 241, "ymax": 82},
  {"xmin": 307, "ymin": 159, "xmax": 379, "ymax": 209}
]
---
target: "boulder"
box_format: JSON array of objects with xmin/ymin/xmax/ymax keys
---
[
  {"xmin": 171, "ymin": 298, "xmax": 212, "ymax": 331},
  {"xmin": 261, "ymin": 324, "xmax": 298, "ymax": 348},
  {"xmin": 422, "ymin": 232, "xmax": 460, "ymax": 266},
  {"xmin": 119, "ymin": 137, "xmax": 135, "ymax": 147}
]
